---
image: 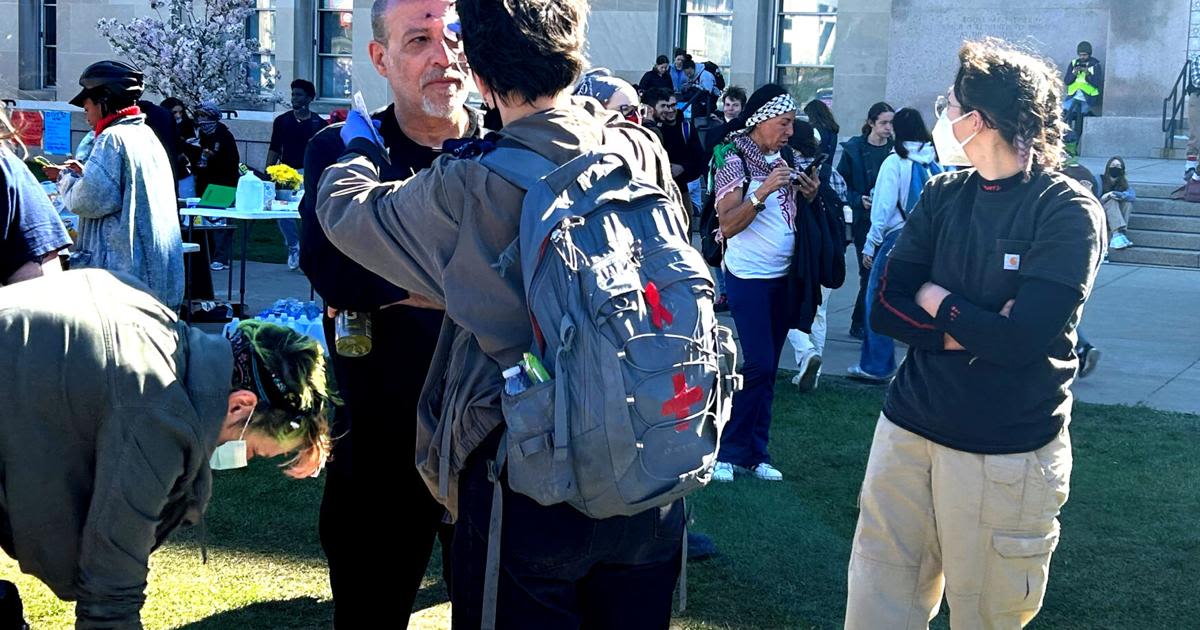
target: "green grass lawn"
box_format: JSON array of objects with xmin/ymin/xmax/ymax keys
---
[{"xmin": 3, "ymin": 379, "xmax": 1196, "ymax": 629}]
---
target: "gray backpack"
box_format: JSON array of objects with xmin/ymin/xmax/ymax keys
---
[{"xmin": 475, "ymin": 142, "xmax": 741, "ymax": 624}]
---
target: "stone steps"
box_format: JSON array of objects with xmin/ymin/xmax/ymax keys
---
[
  {"xmin": 1124, "ymin": 229, "xmax": 1200, "ymax": 250},
  {"xmin": 1128, "ymin": 213, "xmax": 1200, "ymax": 234},
  {"xmin": 1107, "ymin": 246, "xmax": 1200, "ymax": 268},
  {"xmin": 1115, "ymin": 186, "xmax": 1200, "ymax": 269}
]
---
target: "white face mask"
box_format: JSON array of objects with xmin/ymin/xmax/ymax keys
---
[
  {"xmin": 210, "ymin": 411, "xmax": 252, "ymax": 470},
  {"xmin": 932, "ymin": 110, "xmax": 978, "ymax": 167}
]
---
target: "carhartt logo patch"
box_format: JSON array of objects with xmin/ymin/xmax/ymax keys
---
[{"xmin": 1004, "ymin": 253, "xmax": 1021, "ymax": 270}]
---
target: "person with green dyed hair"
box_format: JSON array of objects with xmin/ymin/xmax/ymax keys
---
[{"xmin": 0, "ymin": 269, "xmax": 336, "ymax": 629}]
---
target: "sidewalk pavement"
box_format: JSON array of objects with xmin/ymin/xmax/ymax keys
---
[
  {"xmin": 773, "ymin": 250, "xmax": 1200, "ymax": 416},
  {"xmin": 1076, "ymin": 156, "xmax": 1186, "ymax": 186},
  {"xmin": 214, "ymin": 249, "xmax": 1200, "ymax": 417}
]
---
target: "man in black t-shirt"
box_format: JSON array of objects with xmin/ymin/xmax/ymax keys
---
[
  {"xmin": 267, "ymin": 79, "xmax": 327, "ymax": 271},
  {"xmin": 297, "ymin": 2, "xmax": 474, "ymax": 625},
  {"xmin": 644, "ymin": 88, "xmax": 705, "ymax": 217}
]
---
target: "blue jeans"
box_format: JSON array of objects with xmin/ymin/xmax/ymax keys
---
[
  {"xmin": 722, "ymin": 273, "xmax": 791, "ymax": 467},
  {"xmin": 278, "ymin": 219, "xmax": 299, "ymax": 251},
  {"xmin": 860, "ymin": 230, "xmax": 901, "ymax": 377}
]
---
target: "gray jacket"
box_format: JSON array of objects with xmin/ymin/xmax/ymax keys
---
[
  {"xmin": 0, "ymin": 270, "xmax": 231, "ymax": 629},
  {"xmin": 60, "ymin": 115, "xmax": 184, "ymax": 308},
  {"xmin": 315, "ymin": 99, "xmax": 682, "ymax": 517}
]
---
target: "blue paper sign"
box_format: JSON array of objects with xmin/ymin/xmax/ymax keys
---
[{"xmin": 43, "ymin": 110, "xmax": 72, "ymax": 156}]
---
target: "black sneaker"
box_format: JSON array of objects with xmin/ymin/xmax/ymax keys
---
[
  {"xmin": 713, "ymin": 294, "xmax": 729, "ymax": 313},
  {"xmin": 848, "ymin": 324, "xmax": 865, "ymax": 340},
  {"xmin": 0, "ymin": 580, "xmax": 30, "ymax": 630}
]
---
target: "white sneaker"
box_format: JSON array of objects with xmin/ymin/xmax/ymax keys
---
[
  {"xmin": 712, "ymin": 461, "xmax": 735, "ymax": 483},
  {"xmin": 210, "ymin": 261, "xmax": 228, "ymax": 272},
  {"xmin": 791, "ymin": 351, "xmax": 822, "ymax": 393},
  {"xmin": 846, "ymin": 365, "xmax": 891, "ymax": 383},
  {"xmin": 1109, "ymin": 233, "xmax": 1132, "ymax": 250},
  {"xmin": 287, "ymin": 247, "xmax": 300, "ymax": 271},
  {"xmin": 751, "ymin": 463, "xmax": 783, "ymax": 481}
]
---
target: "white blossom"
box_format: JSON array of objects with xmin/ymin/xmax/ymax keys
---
[{"xmin": 98, "ymin": 0, "xmax": 282, "ymax": 108}]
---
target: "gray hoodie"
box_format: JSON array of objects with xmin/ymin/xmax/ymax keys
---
[
  {"xmin": 0, "ymin": 270, "xmax": 231, "ymax": 629},
  {"xmin": 59, "ymin": 115, "xmax": 184, "ymax": 309},
  {"xmin": 315, "ymin": 98, "xmax": 682, "ymax": 517}
]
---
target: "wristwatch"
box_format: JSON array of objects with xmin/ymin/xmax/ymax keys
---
[{"xmin": 748, "ymin": 192, "xmax": 766, "ymax": 212}]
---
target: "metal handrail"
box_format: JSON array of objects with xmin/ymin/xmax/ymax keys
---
[{"xmin": 1163, "ymin": 60, "xmax": 1189, "ymax": 151}]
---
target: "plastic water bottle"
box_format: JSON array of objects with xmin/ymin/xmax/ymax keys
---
[{"xmin": 503, "ymin": 366, "xmax": 532, "ymax": 396}]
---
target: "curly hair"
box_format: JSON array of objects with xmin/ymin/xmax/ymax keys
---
[
  {"xmin": 458, "ymin": 0, "xmax": 589, "ymax": 106},
  {"xmin": 237, "ymin": 320, "xmax": 339, "ymax": 479},
  {"xmin": 954, "ymin": 38, "xmax": 1067, "ymax": 177}
]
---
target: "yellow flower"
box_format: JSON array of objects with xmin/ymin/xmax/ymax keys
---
[{"xmin": 266, "ymin": 164, "xmax": 303, "ymax": 190}]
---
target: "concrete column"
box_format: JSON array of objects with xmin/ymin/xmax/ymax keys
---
[{"xmin": 832, "ymin": 0, "xmax": 892, "ymax": 142}]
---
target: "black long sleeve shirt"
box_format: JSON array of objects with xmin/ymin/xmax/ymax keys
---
[{"xmin": 872, "ymin": 169, "xmax": 1105, "ymax": 454}]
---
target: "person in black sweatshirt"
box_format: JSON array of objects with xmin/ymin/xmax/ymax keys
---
[
  {"xmin": 845, "ymin": 39, "xmax": 1105, "ymax": 630},
  {"xmin": 644, "ymin": 87, "xmax": 705, "ymax": 217}
]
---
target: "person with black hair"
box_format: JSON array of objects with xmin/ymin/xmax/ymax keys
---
[
  {"xmin": 187, "ymin": 102, "xmax": 239, "ymax": 272},
  {"xmin": 639, "ymin": 55, "xmax": 675, "ymax": 95},
  {"xmin": 847, "ymin": 108, "xmax": 943, "ymax": 383},
  {"xmin": 645, "ymin": 87, "xmax": 706, "ymax": 217},
  {"xmin": 1099, "ymin": 155, "xmax": 1136, "ymax": 250},
  {"xmin": 846, "ymin": 38, "xmax": 1104, "ymax": 628},
  {"xmin": 671, "ymin": 48, "xmax": 691, "ymax": 91},
  {"xmin": 160, "ymin": 97, "xmax": 199, "ymax": 197},
  {"xmin": 707, "ymin": 84, "xmax": 821, "ymax": 483},
  {"xmin": 45, "ymin": 60, "xmax": 183, "ymax": 309},
  {"xmin": 267, "ymin": 79, "xmax": 327, "ymax": 271},
  {"xmin": 314, "ymin": 0, "xmax": 690, "ymax": 625},
  {"xmin": 1062, "ymin": 40, "xmax": 1103, "ymax": 141},
  {"xmin": 680, "ymin": 58, "xmax": 719, "ymax": 118},
  {"xmin": 803, "ymin": 99, "xmax": 840, "ymax": 180},
  {"xmin": 837, "ymin": 101, "xmax": 894, "ymax": 338}
]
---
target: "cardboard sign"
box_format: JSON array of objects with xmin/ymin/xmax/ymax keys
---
[
  {"xmin": 10, "ymin": 111, "xmax": 44, "ymax": 147},
  {"xmin": 42, "ymin": 111, "xmax": 72, "ymax": 155}
]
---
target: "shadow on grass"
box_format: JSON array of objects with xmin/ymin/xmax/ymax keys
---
[{"xmin": 176, "ymin": 597, "xmax": 332, "ymax": 629}]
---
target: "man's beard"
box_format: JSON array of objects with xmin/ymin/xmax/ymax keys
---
[
  {"xmin": 422, "ymin": 90, "xmax": 467, "ymax": 117},
  {"xmin": 419, "ymin": 65, "xmax": 470, "ymax": 117}
]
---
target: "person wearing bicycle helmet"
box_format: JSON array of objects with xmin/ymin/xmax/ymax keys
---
[{"xmin": 44, "ymin": 60, "xmax": 183, "ymax": 309}]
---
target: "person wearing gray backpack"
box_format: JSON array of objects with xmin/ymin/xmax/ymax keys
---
[{"xmin": 314, "ymin": 1, "xmax": 740, "ymax": 627}]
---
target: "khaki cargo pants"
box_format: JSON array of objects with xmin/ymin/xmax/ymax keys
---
[{"xmin": 846, "ymin": 414, "xmax": 1072, "ymax": 630}]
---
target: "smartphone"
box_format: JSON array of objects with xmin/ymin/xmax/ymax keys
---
[{"xmin": 792, "ymin": 153, "xmax": 828, "ymax": 184}]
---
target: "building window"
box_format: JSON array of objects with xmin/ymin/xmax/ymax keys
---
[
  {"xmin": 316, "ymin": 0, "xmax": 354, "ymax": 100},
  {"xmin": 678, "ymin": 0, "xmax": 733, "ymax": 73},
  {"xmin": 775, "ymin": 0, "xmax": 837, "ymax": 108},
  {"xmin": 41, "ymin": 0, "xmax": 57, "ymax": 89},
  {"xmin": 245, "ymin": 0, "xmax": 277, "ymax": 92}
]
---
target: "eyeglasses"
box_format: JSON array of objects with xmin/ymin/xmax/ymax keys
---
[
  {"xmin": 934, "ymin": 94, "xmax": 953, "ymax": 119},
  {"xmin": 617, "ymin": 104, "xmax": 639, "ymax": 117}
]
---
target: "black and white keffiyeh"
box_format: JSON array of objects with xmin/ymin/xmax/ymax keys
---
[{"xmin": 742, "ymin": 93, "xmax": 798, "ymax": 131}]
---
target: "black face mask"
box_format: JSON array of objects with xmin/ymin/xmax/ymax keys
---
[{"xmin": 1108, "ymin": 167, "xmax": 1124, "ymax": 178}]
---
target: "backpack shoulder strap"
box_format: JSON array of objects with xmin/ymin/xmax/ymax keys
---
[{"xmin": 478, "ymin": 145, "xmax": 559, "ymax": 191}]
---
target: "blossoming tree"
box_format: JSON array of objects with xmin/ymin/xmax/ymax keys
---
[{"xmin": 97, "ymin": 0, "xmax": 278, "ymax": 107}]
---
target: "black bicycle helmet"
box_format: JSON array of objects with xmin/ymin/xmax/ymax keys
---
[{"xmin": 68, "ymin": 60, "xmax": 144, "ymax": 108}]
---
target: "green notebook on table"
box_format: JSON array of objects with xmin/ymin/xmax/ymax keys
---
[{"xmin": 197, "ymin": 184, "xmax": 237, "ymax": 209}]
